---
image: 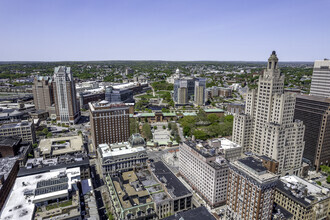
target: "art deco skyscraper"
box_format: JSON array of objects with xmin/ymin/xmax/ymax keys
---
[
  {"xmin": 232, "ymin": 51, "xmax": 305, "ymax": 176},
  {"xmin": 310, "ymin": 59, "xmax": 330, "ymax": 98},
  {"xmin": 53, "ymin": 66, "xmax": 80, "ymax": 124}
]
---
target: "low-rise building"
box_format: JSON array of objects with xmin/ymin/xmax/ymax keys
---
[
  {"xmin": 0, "ymin": 121, "xmax": 36, "ymax": 143},
  {"xmin": 0, "ymin": 136, "xmax": 32, "ymax": 167},
  {"xmin": 18, "ymin": 154, "xmax": 90, "ymax": 180},
  {"xmin": 274, "ymin": 175, "xmax": 330, "ymax": 220},
  {"xmin": 180, "ymin": 140, "xmax": 229, "ymax": 207},
  {"xmin": 98, "ymin": 134, "xmax": 148, "ymax": 176},
  {"xmin": 35, "ymin": 135, "xmax": 84, "ymax": 159},
  {"xmin": 208, "ymin": 138, "xmax": 242, "ymax": 161},
  {"xmin": 226, "ymin": 157, "xmax": 279, "ymax": 220},
  {"xmin": 0, "ymin": 157, "xmax": 19, "ymax": 211},
  {"xmin": 105, "ymin": 161, "xmax": 192, "ymax": 220},
  {"xmin": 0, "ymin": 167, "xmax": 82, "ymax": 220}
]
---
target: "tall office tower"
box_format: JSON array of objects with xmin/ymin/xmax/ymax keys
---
[
  {"xmin": 53, "ymin": 66, "xmax": 80, "ymax": 124},
  {"xmin": 32, "ymin": 76, "xmax": 54, "ymax": 111},
  {"xmin": 294, "ymin": 94, "xmax": 330, "ymax": 170},
  {"xmin": 232, "ymin": 51, "xmax": 305, "ymax": 176},
  {"xmin": 194, "ymin": 78, "xmax": 206, "ymax": 106},
  {"xmin": 180, "ymin": 140, "xmax": 229, "ymax": 207},
  {"xmin": 310, "ymin": 59, "xmax": 330, "ymax": 97},
  {"xmin": 226, "ymin": 157, "xmax": 278, "ymax": 220},
  {"xmin": 173, "ymin": 78, "xmax": 196, "ymax": 102},
  {"xmin": 89, "ymin": 101, "xmax": 130, "ymax": 148},
  {"xmin": 177, "ymin": 84, "xmax": 188, "ymax": 105}
]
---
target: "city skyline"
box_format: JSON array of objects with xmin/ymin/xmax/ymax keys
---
[{"xmin": 0, "ymin": 0, "xmax": 329, "ymax": 62}]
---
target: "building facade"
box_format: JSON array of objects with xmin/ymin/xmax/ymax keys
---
[
  {"xmin": 226, "ymin": 157, "xmax": 278, "ymax": 220},
  {"xmin": 294, "ymin": 94, "xmax": 330, "ymax": 170},
  {"xmin": 180, "ymin": 141, "xmax": 229, "ymax": 207},
  {"xmin": 97, "ymin": 134, "xmax": 147, "ymax": 176},
  {"xmin": 0, "ymin": 121, "xmax": 36, "ymax": 143},
  {"xmin": 173, "ymin": 78, "xmax": 196, "ymax": 103},
  {"xmin": 89, "ymin": 101, "xmax": 130, "ymax": 148},
  {"xmin": 105, "ymin": 86, "xmax": 134, "ymax": 103},
  {"xmin": 310, "ymin": 59, "xmax": 330, "ymax": 98},
  {"xmin": 32, "ymin": 76, "xmax": 54, "ymax": 112},
  {"xmin": 232, "ymin": 51, "xmax": 305, "ymax": 176},
  {"xmin": 194, "ymin": 78, "xmax": 206, "ymax": 106},
  {"xmin": 274, "ymin": 175, "xmax": 330, "ymax": 220},
  {"xmin": 53, "ymin": 66, "xmax": 81, "ymax": 124}
]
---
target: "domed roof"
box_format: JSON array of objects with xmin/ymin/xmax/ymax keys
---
[
  {"xmin": 175, "ymin": 68, "xmax": 180, "ymax": 74},
  {"xmin": 129, "ymin": 133, "xmax": 145, "ymax": 147}
]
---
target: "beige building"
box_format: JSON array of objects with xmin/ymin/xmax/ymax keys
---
[
  {"xmin": 232, "ymin": 51, "xmax": 305, "ymax": 176},
  {"xmin": 226, "ymin": 157, "xmax": 278, "ymax": 220},
  {"xmin": 194, "ymin": 78, "xmax": 206, "ymax": 106},
  {"xmin": 32, "ymin": 76, "xmax": 54, "ymax": 112},
  {"xmin": 35, "ymin": 135, "xmax": 84, "ymax": 158},
  {"xmin": 105, "ymin": 161, "xmax": 192, "ymax": 220},
  {"xmin": 310, "ymin": 59, "xmax": 330, "ymax": 98},
  {"xmin": 89, "ymin": 101, "xmax": 130, "ymax": 148},
  {"xmin": 97, "ymin": 134, "xmax": 147, "ymax": 176},
  {"xmin": 53, "ymin": 66, "xmax": 81, "ymax": 125},
  {"xmin": 0, "ymin": 121, "xmax": 36, "ymax": 143},
  {"xmin": 177, "ymin": 87, "xmax": 188, "ymax": 105},
  {"xmin": 180, "ymin": 140, "xmax": 229, "ymax": 207},
  {"xmin": 275, "ymin": 175, "xmax": 330, "ymax": 220}
]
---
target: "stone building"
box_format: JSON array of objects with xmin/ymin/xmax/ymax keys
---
[{"xmin": 232, "ymin": 51, "xmax": 305, "ymax": 176}]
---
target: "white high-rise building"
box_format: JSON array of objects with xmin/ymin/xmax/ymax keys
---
[
  {"xmin": 53, "ymin": 66, "xmax": 80, "ymax": 124},
  {"xmin": 310, "ymin": 59, "xmax": 330, "ymax": 98},
  {"xmin": 232, "ymin": 51, "xmax": 305, "ymax": 176},
  {"xmin": 180, "ymin": 140, "xmax": 229, "ymax": 207}
]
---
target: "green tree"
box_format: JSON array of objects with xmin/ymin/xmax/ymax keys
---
[
  {"xmin": 193, "ymin": 130, "xmax": 208, "ymax": 140},
  {"xmin": 46, "ymin": 132, "xmax": 53, "ymax": 138},
  {"xmin": 153, "ymin": 126, "xmax": 157, "ymax": 130},
  {"xmin": 32, "ymin": 143, "xmax": 38, "ymax": 148},
  {"xmin": 162, "ymin": 125, "xmax": 166, "ymax": 129},
  {"xmin": 224, "ymin": 115, "xmax": 234, "ymax": 123},
  {"xmin": 207, "ymin": 113, "xmax": 220, "ymax": 124},
  {"xmin": 142, "ymin": 123, "xmax": 152, "ymax": 140},
  {"xmin": 42, "ymin": 128, "xmax": 49, "ymax": 135},
  {"xmin": 168, "ymin": 122, "xmax": 172, "ymax": 130},
  {"xmin": 130, "ymin": 118, "xmax": 139, "ymax": 135},
  {"xmin": 327, "ymin": 176, "xmax": 330, "ymax": 184}
]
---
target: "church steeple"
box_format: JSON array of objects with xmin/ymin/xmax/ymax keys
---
[{"xmin": 267, "ymin": 51, "xmax": 279, "ymax": 70}]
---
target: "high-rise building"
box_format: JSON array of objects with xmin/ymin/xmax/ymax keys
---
[
  {"xmin": 232, "ymin": 51, "xmax": 305, "ymax": 176},
  {"xmin": 180, "ymin": 140, "xmax": 229, "ymax": 207},
  {"xmin": 53, "ymin": 66, "xmax": 80, "ymax": 124},
  {"xmin": 226, "ymin": 157, "xmax": 278, "ymax": 220},
  {"xmin": 105, "ymin": 86, "xmax": 134, "ymax": 103},
  {"xmin": 310, "ymin": 59, "xmax": 330, "ymax": 98},
  {"xmin": 89, "ymin": 101, "xmax": 130, "ymax": 148},
  {"xmin": 194, "ymin": 78, "xmax": 206, "ymax": 106},
  {"xmin": 173, "ymin": 78, "xmax": 196, "ymax": 103},
  {"xmin": 177, "ymin": 87, "xmax": 188, "ymax": 105},
  {"xmin": 294, "ymin": 94, "xmax": 330, "ymax": 170},
  {"xmin": 32, "ymin": 76, "xmax": 54, "ymax": 111}
]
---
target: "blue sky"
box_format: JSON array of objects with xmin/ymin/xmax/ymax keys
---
[{"xmin": 0, "ymin": 0, "xmax": 329, "ymax": 61}]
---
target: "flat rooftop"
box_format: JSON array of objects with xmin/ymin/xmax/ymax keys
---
[
  {"xmin": 38, "ymin": 136, "xmax": 83, "ymax": 156},
  {"xmin": 152, "ymin": 161, "xmax": 191, "ymax": 198},
  {"xmin": 210, "ymin": 138, "xmax": 242, "ymax": 150},
  {"xmin": 163, "ymin": 206, "xmax": 215, "ymax": 220},
  {"xmin": 0, "ymin": 167, "xmax": 80, "ymax": 220},
  {"xmin": 0, "ymin": 121, "xmax": 31, "ymax": 129},
  {"xmin": 99, "ymin": 142, "xmax": 146, "ymax": 158},
  {"xmin": 112, "ymin": 171, "xmax": 152, "ymax": 209},
  {"xmin": 231, "ymin": 157, "xmax": 278, "ymax": 183},
  {"xmin": 0, "ymin": 157, "xmax": 18, "ymax": 190},
  {"xmin": 276, "ymin": 175, "xmax": 329, "ymax": 207}
]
